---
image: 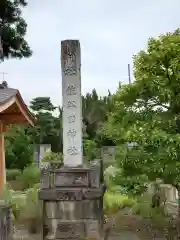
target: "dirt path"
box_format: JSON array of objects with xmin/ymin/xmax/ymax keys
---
[
  {"xmin": 13, "ymin": 228, "xmax": 39, "ymax": 240},
  {"xmin": 14, "ymin": 231, "xmax": 141, "ymax": 240},
  {"xmin": 110, "ymin": 232, "xmax": 140, "ymax": 240}
]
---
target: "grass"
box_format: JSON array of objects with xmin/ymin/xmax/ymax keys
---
[
  {"xmin": 0, "ymin": 183, "xmax": 41, "ymax": 233},
  {"xmin": 3, "ymin": 165, "xmax": 173, "ymax": 237},
  {"xmin": 0, "ymin": 186, "xmax": 174, "ymax": 240},
  {"xmin": 104, "ymin": 191, "xmax": 135, "ymax": 215},
  {"xmin": 1, "ymin": 182, "xmax": 136, "ymax": 233}
]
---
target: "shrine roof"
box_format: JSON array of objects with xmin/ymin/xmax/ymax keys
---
[
  {"xmin": 0, "ymin": 88, "xmax": 18, "ymax": 104},
  {"xmin": 0, "ymin": 83, "xmax": 35, "ymax": 126}
]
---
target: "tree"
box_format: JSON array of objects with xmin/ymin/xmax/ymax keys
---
[
  {"xmin": 5, "ymin": 125, "xmax": 33, "ymax": 169},
  {"xmin": 105, "ymin": 165, "xmax": 148, "ymax": 196},
  {"xmin": 82, "ymin": 89, "xmax": 114, "ymax": 146},
  {"xmin": 105, "ymin": 29, "xmax": 180, "ymax": 217},
  {"xmin": 0, "ymin": 0, "xmax": 32, "ymax": 61},
  {"xmin": 83, "ymin": 139, "xmax": 100, "ymax": 162},
  {"xmin": 28, "ymin": 97, "xmax": 62, "ymax": 153},
  {"xmin": 5, "ymin": 90, "xmax": 114, "ymax": 170},
  {"xmin": 30, "ymin": 97, "xmax": 56, "ymax": 112}
]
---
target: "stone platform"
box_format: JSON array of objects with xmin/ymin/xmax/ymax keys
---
[{"xmin": 39, "ymin": 163, "xmax": 105, "ymax": 240}]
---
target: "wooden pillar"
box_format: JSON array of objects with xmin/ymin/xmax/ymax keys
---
[{"xmin": 0, "ymin": 122, "xmax": 6, "ymax": 191}]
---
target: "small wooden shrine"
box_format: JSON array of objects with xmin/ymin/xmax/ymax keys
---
[{"xmin": 0, "ymin": 82, "xmax": 35, "ymax": 190}]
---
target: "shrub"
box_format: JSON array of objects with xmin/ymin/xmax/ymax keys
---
[
  {"xmin": 20, "ymin": 185, "xmax": 41, "ymax": 233},
  {"xmin": 5, "ymin": 126, "xmax": 34, "ymax": 170},
  {"xmin": 11, "ymin": 193, "xmax": 26, "ymax": 220},
  {"xmin": 0, "ymin": 184, "xmax": 13, "ymax": 204},
  {"xmin": 0, "ymin": 185, "xmax": 26, "ymax": 222},
  {"xmin": 17, "ymin": 164, "xmax": 40, "ymax": 190},
  {"xmin": 6, "ymin": 169, "xmax": 21, "ymax": 181},
  {"xmin": 41, "ymin": 152, "xmax": 63, "ymax": 163},
  {"xmin": 131, "ymin": 200, "xmax": 152, "ymax": 217},
  {"xmin": 122, "ymin": 197, "xmax": 136, "ymax": 208},
  {"xmin": 108, "ymin": 185, "xmax": 128, "ymax": 195},
  {"xmin": 104, "ymin": 191, "xmax": 135, "ymax": 215},
  {"xmin": 130, "ymin": 193, "xmax": 166, "ymax": 227},
  {"xmin": 104, "ymin": 165, "xmax": 117, "ymax": 188},
  {"xmin": 84, "ymin": 140, "xmax": 100, "ymax": 162}
]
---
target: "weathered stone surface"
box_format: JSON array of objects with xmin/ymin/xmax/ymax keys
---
[
  {"xmin": 41, "ymin": 165, "xmax": 103, "ymax": 188},
  {"xmin": 83, "ymin": 185, "xmax": 105, "ymax": 199},
  {"xmin": 44, "ymin": 219, "xmax": 85, "ymax": 239},
  {"xmin": 40, "ymin": 169, "xmax": 50, "ymax": 189},
  {"xmin": 0, "ymin": 205, "xmax": 12, "ymax": 240},
  {"xmin": 53, "ymin": 166, "xmax": 89, "ymax": 173},
  {"xmin": 83, "ymin": 200, "xmax": 100, "ymax": 219},
  {"xmin": 89, "ymin": 164, "xmax": 100, "ymax": 188},
  {"xmin": 56, "ymin": 221, "xmax": 85, "ymax": 238},
  {"xmin": 44, "ymin": 200, "xmax": 99, "ymax": 219},
  {"xmin": 53, "ymin": 171, "xmax": 88, "ymax": 187},
  {"xmin": 85, "ymin": 220, "xmax": 101, "ymax": 239},
  {"xmin": 39, "ymin": 40, "xmax": 104, "ymax": 240},
  {"xmin": 44, "ymin": 202, "xmax": 81, "ymax": 220},
  {"xmin": 61, "ymin": 40, "xmax": 83, "ymax": 166},
  {"xmin": 44, "ymin": 219, "xmax": 103, "ymax": 239},
  {"xmin": 39, "ymin": 157, "xmax": 105, "ymax": 239},
  {"xmin": 50, "ymin": 162, "xmax": 63, "ymax": 170},
  {"xmin": 39, "ymin": 188, "xmax": 83, "ymax": 201},
  {"xmin": 40, "ymin": 185, "xmax": 105, "ymax": 201}
]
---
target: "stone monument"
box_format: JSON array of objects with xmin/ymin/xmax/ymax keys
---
[
  {"xmin": 39, "ymin": 40, "xmax": 105, "ymax": 240},
  {"xmin": 61, "ymin": 40, "xmax": 82, "ymax": 166}
]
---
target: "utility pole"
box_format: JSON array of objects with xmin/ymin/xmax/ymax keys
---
[
  {"xmin": 0, "ymin": 72, "xmax": 7, "ymax": 81},
  {"xmin": 0, "ymin": 36, "xmax": 3, "ymax": 58},
  {"xmin": 128, "ymin": 63, "xmax": 131, "ymax": 84}
]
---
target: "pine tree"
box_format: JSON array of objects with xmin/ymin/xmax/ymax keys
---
[{"xmin": 0, "ymin": 0, "xmax": 32, "ymax": 61}]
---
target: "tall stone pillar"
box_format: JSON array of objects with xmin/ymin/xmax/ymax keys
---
[
  {"xmin": 61, "ymin": 40, "xmax": 82, "ymax": 166},
  {"xmin": 39, "ymin": 40, "xmax": 105, "ymax": 240}
]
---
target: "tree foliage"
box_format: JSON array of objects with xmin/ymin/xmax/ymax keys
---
[
  {"xmin": 5, "ymin": 126, "xmax": 33, "ymax": 169},
  {"xmin": 0, "ymin": 0, "xmax": 32, "ymax": 60},
  {"xmin": 105, "ymin": 29, "xmax": 180, "ymax": 192},
  {"xmin": 28, "ymin": 97, "xmax": 62, "ymax": 153},
  {"xmin": 6, "ymin": 90, "xmax": 113, "ymax": 168}
]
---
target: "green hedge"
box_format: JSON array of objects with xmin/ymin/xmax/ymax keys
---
[
  {"xmin": 16, "ymin": 164, "xmax": 40, "ymax": 190},
  {"xmin": 6, "ymin": 169, "xmax": 21, "ymax": 181}
]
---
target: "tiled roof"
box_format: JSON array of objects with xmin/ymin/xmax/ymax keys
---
[
  {"xmin": 0, "ymin": 83, "xmax": 35, "ymax": 125},
  {"xmin": 0, "ymin": 87, "xmax": 17, "ymax": 104}
]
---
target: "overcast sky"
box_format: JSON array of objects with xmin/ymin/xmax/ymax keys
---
[{"xmin": 1, "ymin": 0, "xmax": 180, "ymax": 107}]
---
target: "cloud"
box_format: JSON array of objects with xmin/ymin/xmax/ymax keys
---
[{"xmin": 1, "ymin": 0, "xmax": 180, "ymax": 106}]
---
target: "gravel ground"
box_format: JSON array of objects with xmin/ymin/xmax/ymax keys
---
[
  {"xmin": 13, "ymin": 229, "xmax": 140, "ymax": 240},
  {"xmin": 109, "ymin": 232, "xmax": 140, "ymax": 240}
]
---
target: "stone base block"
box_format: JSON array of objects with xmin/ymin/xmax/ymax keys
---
[
  {"xmin": 39, "ymin": 185, "xmax": 104, "ymax": 201},
  {"xmin": 44, "ymin": 219, "xmax": 101, "ymax": 239},
  {"xmin": 40, "ymin": 164, "xmax": 101, "ymax": 189},
  {"xmin": 44, "ymin": 200, "xmax": 100, "ymax": 219},
  {"xmin": 86, "ymin": 220, "xmax": 101, "ymax": 239},
  {"xmin": 40, "ymin": 163, "xmax": 105, "ymax": 240}
]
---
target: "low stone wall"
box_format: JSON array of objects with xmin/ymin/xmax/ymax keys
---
[
  {"xmin": 148, "ymin": 183, "xmax": 178, "ymax": 203},
  {"xmin": 0, "ymin": 205, "xmax": 12, "ymax": 240}
]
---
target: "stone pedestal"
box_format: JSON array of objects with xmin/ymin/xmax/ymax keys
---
[
  {"xmin": 39, "ymin": 163, "xmax": 105, "ymax": 240},
  {"xmin": 0, "ymin": 205, "xmax": 12, "ymax": 240}
]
